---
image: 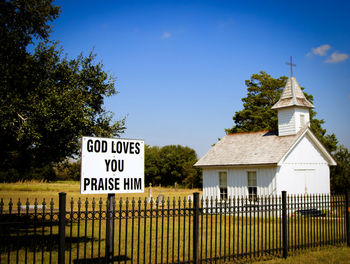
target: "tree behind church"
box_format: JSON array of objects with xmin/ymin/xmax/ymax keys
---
[
  {"xmin": 225, "ymin": 71, "xmax": 338, "ymax": 153},
  {"xmin": 0, "ymin": 0, "xmax": 126, "ymax": 181},
  {"xmin": 330, "ymin": 146, "xmax": 350, "ymax": 193},
  {"xmin": 225, "ymin": 71, "xmax": 350, "ymax": 192}
]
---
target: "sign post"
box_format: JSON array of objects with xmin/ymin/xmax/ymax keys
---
[
  {"xmin": 105, "ymin": 193, "xmax": 115, "ymax": 263},
  {"xmin": 81, "ymin": 136, "xmax": 144, "ymax": 262}
]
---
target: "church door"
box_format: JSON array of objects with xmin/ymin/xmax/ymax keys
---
[{"xmin": 294, "ymin": 169, "xmax": 315, "ymax": 194}]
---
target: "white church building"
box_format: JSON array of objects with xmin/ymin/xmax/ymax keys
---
[{"xmin": 195, "ymin": 77, "xmax": 336, "ymax": 200}]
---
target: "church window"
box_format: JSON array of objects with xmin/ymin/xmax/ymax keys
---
[
  {"xmin": 247, "ymin": 171, "xmax": 257, "ymax": 201},
  {"xmin": 219, "ymin": 171, "xmax": 227, "ymax": 200}
]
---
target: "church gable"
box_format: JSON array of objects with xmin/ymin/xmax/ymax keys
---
[{"xmin": 280, "ymin": 131, "xmax": 335, "ymax": 165}]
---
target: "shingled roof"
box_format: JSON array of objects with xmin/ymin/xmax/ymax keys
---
[
  {"xmin": 194, "ymin": 129, "xmax": 305, "ymax": 167},
  {"xmin": 271, "ymin": 77, "xmax": 314, "ymax": 109}
]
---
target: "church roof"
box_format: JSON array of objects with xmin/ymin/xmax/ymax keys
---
[
  {"xmin": 195, "ymin": 130, "xmax": 302, "ymax": 167},
  {"xmin": 194, "ymin": 127, "xmax": 336, "ymax": 167},
  {"xmin": 271, "ymin": 77, "xmax": 314, "ymax": 109}
]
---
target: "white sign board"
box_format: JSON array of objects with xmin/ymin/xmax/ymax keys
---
[{"xmin": 81, "ymin": 136, "xmax": 144, "ymax": 194}]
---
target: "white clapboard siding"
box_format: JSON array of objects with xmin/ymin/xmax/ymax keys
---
[
  {"xmin": 278, "ymin": 108, "xmax": 296, "ymax": 136},
  {"xmin": 278, "ymin": 108, "xmax": 310, "ymax": 136},
  {"xmin": 202, "ymin": 167, "xmax": 277, "ymax": 199}
]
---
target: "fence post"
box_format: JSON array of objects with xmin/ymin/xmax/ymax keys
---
[
  {"xmin": 345, "ymin": 190, "xmax": 350, "ymax": 247},
  {"xmin": 106, "ymin": 194, "xmax": 115, "ymax": 263},
  {"xmin": 58, "ymin": 192, "xmax": 66, "ymax": 264},
  {"xmin": 193, "ymin": 192, "xmax": 200, "ymax": 264},
  {"xmin": 282, "ymin": 191, "xmax": 288, "ymax": 259}
]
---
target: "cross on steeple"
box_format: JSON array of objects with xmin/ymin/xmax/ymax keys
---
[{"xmin": 286, "ymin": 56, "xmax": 296, "ymax": 77}]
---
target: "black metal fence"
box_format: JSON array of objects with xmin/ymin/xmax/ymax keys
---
[{"xmin": 1, "ymin": 191, "xmax": 349, "ymax": 264}]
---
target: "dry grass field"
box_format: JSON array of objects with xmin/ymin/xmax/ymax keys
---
[{"xmin": 0, "ymin": 181, "xmax": 201, "ymax": 207}]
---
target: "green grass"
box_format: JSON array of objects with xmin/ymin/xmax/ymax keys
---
[
  {"xmin": 1, "ymin": 212, "xmax": 347, "ymax": 263},
  {"xmin": 255, "ymin": 246, "xmax": 350, "ymax": 264}
]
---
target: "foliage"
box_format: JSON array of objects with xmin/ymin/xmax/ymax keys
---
[
  {"xmin": 55, "ymin": 159, "xmax": 81, "ymax": 181},
  {"xmin": 226, "ymin": 71, "xmax": 287, "ymax": 133},
  {"xmin": 225, "ymin": 71, "xmax": 337, "ymax": 153},
  {"xmin": 144, "ymin": 145, "xmax": 161, "ymax": 184},
  {"xmin": 145, "ymin": 145, "xmax": 202, "ymax": 188},
  {"xmin": 330, "ymin": 145, "xmax": 350, "ymax": 193},
  {"xmin": 0, "ymin": 0, "xmax": 126, "ymax": 181}
]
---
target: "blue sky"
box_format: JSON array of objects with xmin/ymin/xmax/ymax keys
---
[{"xmin": 52, "ymin": 0, "xmax": 350, "ymax": 157}]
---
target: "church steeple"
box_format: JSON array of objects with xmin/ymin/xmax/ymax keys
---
[
  {"xmin": 271, "ymin": 77, "xmax": 314, "ymax": 110},
  {"xmin": 272, "ymin": 58, "xmax": 314, "ymax": 136}
]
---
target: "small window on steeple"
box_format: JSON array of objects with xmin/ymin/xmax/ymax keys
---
[{"xmin": 300, "ymin": 114, "xmax": 305, "ymax": 127}]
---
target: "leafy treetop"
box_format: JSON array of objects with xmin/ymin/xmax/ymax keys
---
[
  {"xmin": 0, "ymin": 0, "xmax": 126, "ymax": 181},
  {"xmin": 145, "ymin": 145, "xmax": 202, "ymax": 188},
  {"xmin": 225, "ymin": 71, "xmax": 337, "ymax": 153}
]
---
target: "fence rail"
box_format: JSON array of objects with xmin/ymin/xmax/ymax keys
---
[{"xmin": 0, "ymin": 191, "xmax": 349, "ymax": 263}]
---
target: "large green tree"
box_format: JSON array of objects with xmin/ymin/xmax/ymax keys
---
[
  {"xmin": 330, "ymin": 145, "xmax": 350, "ymax": 193},
  {"xmin": 226, "ymin": 71, "xmax": 338, "ymax": 153},
  {"xmin": 145, "ymin": 145, "xmax": 202, "ymax": 188},
  {"xmin": 0, "ymin": 0, "xmax": 126, "ymax": 181},
  {"xmin": 144, "ymin": 145, "xmax": 161, "ymax": 185}
]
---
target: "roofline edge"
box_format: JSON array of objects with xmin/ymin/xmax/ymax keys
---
[{"xmin": 194, "ymin": 163, "xmax": 278, "ymax": 168}]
